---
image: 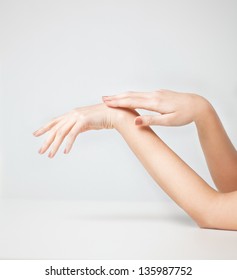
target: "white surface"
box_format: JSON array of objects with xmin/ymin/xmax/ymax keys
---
[
  {"xmin": 0, "ymin": 0, "xmax": 237, "ymax": 201},
  {"xmin": 0, "ymin": 198, "xmax": 236, "ymax": 260}
]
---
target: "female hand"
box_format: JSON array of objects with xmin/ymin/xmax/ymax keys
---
[
  {"xmin": 103, "ymin": 89, "xmax": 210, "ymax": 126},
  {"xmin": 33, "ymin": 103, "xmax": 132, "ymax": 158}
]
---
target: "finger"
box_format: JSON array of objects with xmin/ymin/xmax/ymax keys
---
[
  {"xmin": 102, "ymin": 91, "xmax": 151, "ymax": 101},
  {"xmin": 38, "ymin": 121, "xmax": 66, "ymax": 154},
  {"xmin": 33, "ymin": 116, "xmax": 63, "ymax": 137},
  {"xmin": 38, "ymin": 131, "xmax": 57, "ymax": 154},
  {"xmin": 103, "ymin": 96, "xmax": 158, "ymax": 111},
  {"xmin": 64, "ymin": 123, "xmax": 83, "ymax": 154},
  {"xmin": 135, "ymin": 113, "xmax": 176, "ymax": 126},
  {"xmin": 48, "ymin": 121, "xmax": 76, "ymax": 158}
]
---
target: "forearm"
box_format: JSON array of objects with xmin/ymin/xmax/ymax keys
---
[
  {"xmin": 104, "ymin": 90, "xmax": 237, "ymax": 192},
  {"xmin": 195, "ymin": 99, "xmax": 237, "ymax": 192},
  {"xmin": 115, "ymin": 111, "xmax": 219, "ymax": 227}
]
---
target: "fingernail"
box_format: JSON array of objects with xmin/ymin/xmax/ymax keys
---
[
  {"xmin": 102, "ymin": 96, "xmax": 111, "ymax": 101},
  {"xmin": 135, "ymin": 118, "xmax": 143, "ymax": 125},
  {"xmin": 38, "ymin": 148, "xmax": 43, "ymax": 154},
  {"xmin": 48, "ymin": 152, "xmax": 53, "ymax": 158},
  {"xmin": 33, "ymin": 130, "xmax": 38, "ymax": 136},
  {"xmin": 64, "ymin": 148, "xmax": 68, "ymax": 154}
]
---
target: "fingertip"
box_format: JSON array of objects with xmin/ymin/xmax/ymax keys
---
[
  {"xmin": 48, "ymin": 152, "xmax": 54, "ymax": 158},
  {"xmin": 64, "ymin": 144, "xmax": 72, "ymax": 154},
  {"xmin": 34, "ymin": 130, "xmax": 44, "ymax": 137},
  {"xmin": 135, "ymin": 117, "xmax": 143, "ymax": 125},
  {"xmin": 102, "ymin": 96, "xmax": 112, "ymax": 102},
  {"xmin": 103, "ymin": 99, "xmax": 113, "ymax": 105}
]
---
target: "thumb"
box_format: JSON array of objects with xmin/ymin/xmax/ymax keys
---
[{"xmin": 135, "ymin": 114, "xmax": 175, "ymax": 126}]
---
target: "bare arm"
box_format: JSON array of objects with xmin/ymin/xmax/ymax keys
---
[
  {"xmin": 115, "ymin": 110, "xmax": 237, "ymax": 230},
  {"xmin": 33, "ymin": 102, "xmax": 237, "ymax": 230},
  {"xmin": 103, "ymin": 90, "xmax": 237, "ymax": 193},
  {"xmin": 195, "ymin": 101, "xmax": 237, "ymax": 192}
]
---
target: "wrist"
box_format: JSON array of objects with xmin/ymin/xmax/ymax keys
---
[
  {"xmin": 111, "ymin": 108, "xmax": 139, "ymax": 130},
  {"xmin": 193, "ymin": 95, "xmax": 215, "ymax": 126}
]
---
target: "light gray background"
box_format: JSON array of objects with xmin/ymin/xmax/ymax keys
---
[
  {"xmin": 0, "ymin": 0, "xmax": 237, "ymax": 201},
  {"xmin": 0, "ymin": 0, "xmax": 237, "ymax": 260}
]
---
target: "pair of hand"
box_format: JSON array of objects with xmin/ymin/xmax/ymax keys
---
[{"xmin": 33, "ymin": 89, "xmax": 208, "ymax": 158}]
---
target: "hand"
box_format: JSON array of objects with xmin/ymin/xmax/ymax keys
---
[
  {"xmin": 103, "ymin": 89, "xmax": 210, "ymax": 126},
  {"xmin": 33, "ymin": 103, "xmax": 132, "ymax": 158}
]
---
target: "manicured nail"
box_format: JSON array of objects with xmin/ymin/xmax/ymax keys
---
[
  {"xmin": 135, "ymin": 118, "xmax": 143, "ymax": 125},
  {"xmin": 33, "ymin": 130, "xmax": 39, "ymax": 136},
  {"xmin": 38, "ymin": 148, "xmax": 43, "ymax": 154},
  {"xmin": 64, "ymin": 148, "xmax": 68, "ymax": 154}
]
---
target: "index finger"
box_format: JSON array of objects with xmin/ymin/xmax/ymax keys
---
[
  {"xmin": 103, "ymin": 95, "xmax": 158, "ymax": 112},
  {"xmin": 33, "ymin": 116, "xmax": 64, "ymax": 137},
  {"xmin": 103, "ymin": 91, "xmax": 151, "ymax": 100}
]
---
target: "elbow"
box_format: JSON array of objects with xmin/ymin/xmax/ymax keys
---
[
  {"xmin": 195, "ymin": 215, "xmax": 226, "ymax": 230},
  {"xmin": 196, "ymin": 219, "xmax": 235, "ymax": 231},
  {"xmin": 195, "ymin": 216, "xmax": 216, "ymax": 230},
  {"xmin": 196, "ymin": 219, "xmax": 216, "ymax": 230},
  {"xmin": 194, "ymin": 194, "xmax": 223, "ymax": 230},
  {"xmin": 194, "ymin": 193, "xmax": 237, "ymax": 231}
]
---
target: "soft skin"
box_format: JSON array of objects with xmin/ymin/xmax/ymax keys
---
[
  {"xmin": 33, "ymin": 90, "xmax": 237, "ymax": 230},
  {"xmin": 103, "ymin": 89, "xmax": 237, "ymax": 193}
]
